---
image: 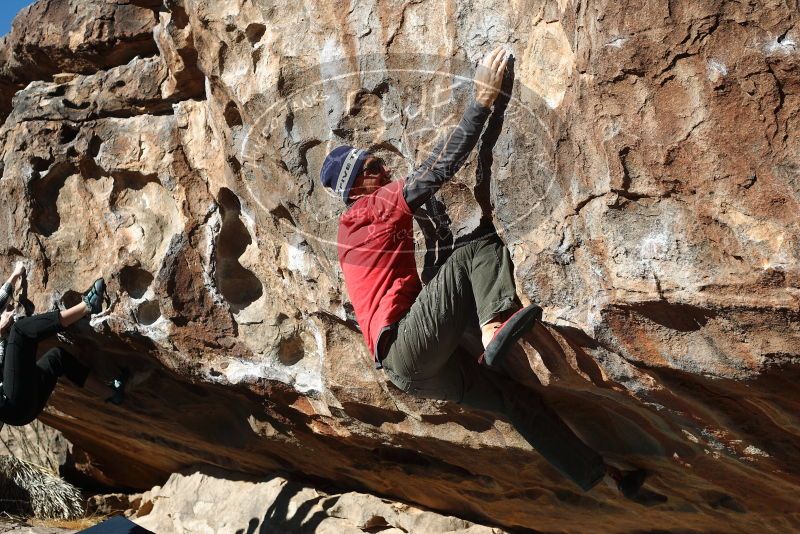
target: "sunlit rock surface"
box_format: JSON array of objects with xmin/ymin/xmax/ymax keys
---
[
  {"xmin": 0, "ymin": 421, "xmax": 68, "ymax": 473},
  {"xmin": 0, "ymin": 0, "xmax": 798, "ymax": 531},
  {"xmin": 131, "ymin": 468, "xmax": 504, "ymax": 533}
]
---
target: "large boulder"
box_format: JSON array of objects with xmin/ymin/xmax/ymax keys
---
[
  {"xmin": 0, "ymin": 0, "xmax": 798, "ymax": 530},
  {"xmin": 0, "ymin": 421, "xmax": 69, "ymax": 473},
  {"xmin": 131, "ymin": 468, "xmax": 504, "ymax": 533},
  {"xmin": 0, "ymin": 0, "xmax": 160, "ymax": 118}
]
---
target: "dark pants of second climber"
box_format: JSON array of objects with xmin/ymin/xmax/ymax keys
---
[
  {"xmin": 381, "ymin": 235, "xmax": 606, "ymax": 491},
  {"xmin": 0, "ymin": 311, "xmax": 89, "ymax": 426}
]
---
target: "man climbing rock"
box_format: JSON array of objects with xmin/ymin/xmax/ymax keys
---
[{"xmin": 321, "ymin": 47, "xmax": 648, "ymax": 498}]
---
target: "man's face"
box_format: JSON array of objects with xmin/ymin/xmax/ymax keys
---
[{"xmin": 349, "ymin": 155, "xmax": 393, "ymax": 200}]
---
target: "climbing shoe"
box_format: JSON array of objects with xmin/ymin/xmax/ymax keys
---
[
  {"xmin": 82, "ymin": 278, "xmax": 106, "ymax": 315},
  {"xmin": 105, "ymin": 368, "xmax": 129, "ymax": 406},
  {"xmin": 480, "ymin": 304, "xmax": 542, "ymax": 368}
]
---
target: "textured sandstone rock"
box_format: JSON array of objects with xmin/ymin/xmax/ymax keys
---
[
  {"xmin": 86, "ymin": 492, "xmax": 135, "ymax": 516},
  {"xmin": 132, "ymin": 468, "xmax": 504, "ymax": 533},
  {"xmin": 0, "ymin": 0, "xmax": 799, "ymax": 531},
  {"xmin": 0, "ymin": 0, "xmax": 160, "ymax": 118},
  {"xmin": 0, "ymin": 522, "xmax": 73, "ymax": 534},
  {"xmin": 0, "ymin": 421, "xmax": 69, "ymax": 473}
]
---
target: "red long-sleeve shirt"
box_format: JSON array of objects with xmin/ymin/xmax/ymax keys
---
[
  {"xmin": 338, "ymin": 180, "xmax": 421, "ymax": 358},
  {"xmin": 337, "ymin": 100, "xmax": 491, "ymax": 362}
]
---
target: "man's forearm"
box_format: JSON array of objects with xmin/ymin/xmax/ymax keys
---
[{"xmin": 403, "ymin": 99, "xmax": 492, "ymax": 212}]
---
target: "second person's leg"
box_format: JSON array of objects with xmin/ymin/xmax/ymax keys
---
[
  {"xmin": 11, "ymin": 286, "xmax": 101, "ymax": 343},
  {"xmin": 11, "ymin": 311, "xmax": 65, "ymax": 344},
  {"xmin": 1, "ymin": 334, "xmax": 41, "ymax": 424},
  {"xmin": 55, "ymin": 277, "xmax": 106, "ymax": 330},
  {"xmin": 58, "ymin": 301, "xmax": 89, "ymax": 328},
  {"xmin": 37, "ymin": 347, "xmax": 90, "ymax": 389},
  {"xmin": 38, "ymin": 347, "xmax": 119, "ymax": 400},
  {"xmin": 16, "ymin": 347, "xmax": 91, "ymax": 424}
]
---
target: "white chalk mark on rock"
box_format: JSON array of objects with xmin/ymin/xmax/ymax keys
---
[
  {"xmin": 743, "ymin": 445, "xmax": 769, "ymax": 457},
  {"xmin": 605, "ymin": 36, "xmax": 627, "ymax": 48},
  {"xmin": 765, "ymin": 35, "xmax": 796, "ymax": 54},
  {"xmin": 286, "ymin": 239, "xmax": 313, "ymax": 278},
  {"xmin": 707, "ymin": 59, "xmax": 727, "ymax": 79}
]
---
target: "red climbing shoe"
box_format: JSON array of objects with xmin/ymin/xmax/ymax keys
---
[{"xmin": 480, "ymin": 304, "xmax": 542, "ymax": 368}]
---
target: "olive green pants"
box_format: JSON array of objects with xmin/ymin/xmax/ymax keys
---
[{"xmin": 382, "ymin": 235, "xmax": 606, "ymax": 490}]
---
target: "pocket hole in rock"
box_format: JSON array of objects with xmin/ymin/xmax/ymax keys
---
[
  {"xmin": 119, "ymin": 266, "xmax": 154, "ymax": 299},
  {"xmin": 245, "ymin": 23, "xmax": 266, "ymax": 45},
  {"xmin": 49, "ymin": 85, "xmax": 67, "ymax": 98},
  {"xmin": 31, "ymin": 156, "xmax": 53, "ymax": 173},
  {"xmin": 136, "ymin": 300, "xmax": 161, "ymax": 325},
  {"xmin": 62, "ymin": 99, "xmax": 89, "ymax": 110},
  {"xmin": 109, "ymin": 170, "xmax": 161, "ymax": 206},
  {"xmin": 88, "ymin": 135, "xmax": 103, "ymax": 158},
  {"xmin": 60, "ymin": 125, "xmax": 80, "ymax": 144},
  {"xmin": 61, "ymin": 290, "xmax": 83, "ymax": 309},
  {"xmin": 223, "ymin": 101, "xmax": 243, "ymax": 127},
  {"xmin": 30, "ymin": 162, "xmax": 74, "ymax": 237},
  {"xmin": 170, "ymin": 6, "xmax": 190, "ymax": 29},
  {"xmin": 215, "ymin": 188, "xmax": 263, "ymax": 312},
  {"xmin": 277, "ymin": 333, "xmax": 304, "ymax": 366}
]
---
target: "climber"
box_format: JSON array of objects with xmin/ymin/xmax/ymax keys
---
[
  {"xmin": 320, "ymin": 46, "xmax": 650, "ymax": 497},
  {"xmin": 0, "ymin": 263, "xmax": 125, "ymax": 429}
]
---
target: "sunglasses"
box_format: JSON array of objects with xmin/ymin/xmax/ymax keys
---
[{"xmin": 361, "ymin": 157, "xmax": 386, "ymax": 175}]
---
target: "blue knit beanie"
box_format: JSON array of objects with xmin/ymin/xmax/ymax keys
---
[{"xmin": 320, "ymin": 145, "xmax": 369, "ymax": 203}]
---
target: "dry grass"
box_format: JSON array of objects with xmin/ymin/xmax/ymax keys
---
[
  {"xmin": 0, "ymin": 456, "xmax": 84, "ymax": 519},
  {"xmin": 1, "ymin": 511, "xmax": 107, "ymax": 531},
  {"xmin": 0, "ymin": 422, "xmax": 112, "ymax": 530},
  {"xmin": 30, "ymin": 513, "xmax": 107, "ymax": 530}
]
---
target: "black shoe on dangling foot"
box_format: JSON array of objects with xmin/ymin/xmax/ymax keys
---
[
  {"xmin": 105, "ymin": 368, "xmax": 129, "ymax": 406},
  {"xmin": 82, "ymin": 278, "xmax": 106, "ymax": 315}
]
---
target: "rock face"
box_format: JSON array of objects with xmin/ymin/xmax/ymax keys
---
[
  {"xmin": 0, "ymin": 521, "xmax": 73, "ymax": 534},
  {"xmin": 0, "ymin": 0, "xmax": 799, "ymax": 531},
  {"xmin": 0, "ymin": 0, "xmax": 159, "ymax": 118},
  {"xmin": 0, "ymin": 421, "xmax": 69, "ymax": 473}
]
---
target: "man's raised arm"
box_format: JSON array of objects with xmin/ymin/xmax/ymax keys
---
[{"xmin": 403, "ymin": 47, "xmax": 509, "ymax": 212}]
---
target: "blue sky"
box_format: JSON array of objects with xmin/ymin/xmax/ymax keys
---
[{"xmin": 0, "ymin": 1, "xmax": 34, "ymax": 37}]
